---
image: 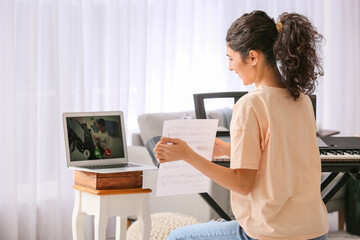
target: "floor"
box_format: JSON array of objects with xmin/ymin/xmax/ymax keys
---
[
  {"xmin": 107, "ymin": 211, "xmax": 360, "ymax": 240},
  {"xmin": 328, "ymin": 212, "xmax": 360, "ymax": 239},
  {"xmin": 329, "ymin": 231, "xmax": 360, "ymax": 239}
]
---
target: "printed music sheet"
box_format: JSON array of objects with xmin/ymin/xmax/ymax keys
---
[{"xmin": 156, "ymin": 119, "xmax": 218, "ymax": 196}]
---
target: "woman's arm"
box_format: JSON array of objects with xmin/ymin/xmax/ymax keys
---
[
  {"xmin": 154, "ymin": 137, "xmax": 257, "ymax": 195},
  {"xmin": 213, "ymin": 137, "xmax": 231, "ymax": 157}
]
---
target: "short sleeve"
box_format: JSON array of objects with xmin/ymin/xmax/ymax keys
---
[{"xmin": 230, "ymin": 96, "xmax": 262, "ymax": 170}]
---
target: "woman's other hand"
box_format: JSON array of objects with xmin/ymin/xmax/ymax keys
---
[
  {"xmin": 212, "ymin": 137, "xmax": 231, "ymax": 158},
  {"xmin": 153, "ymin": 137, "xmax": 195, "ymax": 164}
]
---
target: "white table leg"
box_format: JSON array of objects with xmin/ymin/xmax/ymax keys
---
[
  {"xmin": 72, "ymin": 190, "xmax": 85, "ymax": 240},
  {"xmin": 138, "ymin": 194, "xmax": 151, "ymax": 240},
  {"xmin": 94, "ymin": 196, "xmax": 108, "ymax": 240},
  {"xmin": 115, "ymin": 216, "xmax": 127, "ymax": 240}
]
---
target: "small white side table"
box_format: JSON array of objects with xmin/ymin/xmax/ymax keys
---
[{"xmin": 72, "ymin": 185, "xmax": 152, "ymax": 240}]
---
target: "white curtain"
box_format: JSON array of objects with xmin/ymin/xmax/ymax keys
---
[
  {"xmin": 320, "ymin": 0, "xmax": 360, "ymax": 135},
  {"xmin": 1, "ymin": 0, "xmax": 17, "ymax": 239},
  {"xmin": 1, "ymin": 0, "xmax": 359, "ymax": 239}
]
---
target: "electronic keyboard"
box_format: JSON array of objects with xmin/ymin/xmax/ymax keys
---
[{"xmin": 212, "ymin": 137, "xmax": 360, "ymax": 172}]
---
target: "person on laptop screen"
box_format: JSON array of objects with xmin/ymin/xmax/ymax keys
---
[
  {"xmin": 67, "ymin": 116, "xmax": 124, "ymax": 161},
  {"xmin": 154, "ymin": 11, "xmax": 328, "ymax": 240},
  {"xmin": 93, "ymin": 118, "xmax": 112, "ymax": 157}
]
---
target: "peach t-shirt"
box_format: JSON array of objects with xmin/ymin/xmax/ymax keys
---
[{"xmin": 230, "ymin": 86, "xmax": 328, "ymax": 240}]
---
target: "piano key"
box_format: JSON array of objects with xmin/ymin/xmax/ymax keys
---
[
  {"xmin": 213, "ymin": 149, "xmax": 360, "ymax": 163},
  {"xmin": 212, "ymin": 156, "xmax": 230, "ymax": 162},
  {"xmin": 320, "ymin": 152, "xmax": 360, "ymax": 162}
]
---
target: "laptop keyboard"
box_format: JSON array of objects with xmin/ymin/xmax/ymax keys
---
[{"xmin": 85, "ymin": 163, "xmax": 140, "ymax": 170}]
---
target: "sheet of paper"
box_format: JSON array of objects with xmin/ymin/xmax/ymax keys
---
[{"xmin": 156, "ymin": 119, "xmax": 218, "ymax": 196}]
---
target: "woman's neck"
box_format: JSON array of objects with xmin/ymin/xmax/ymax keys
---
[{"xmin": 254, "ymin": 64, "xmax": 283, "ymax": 88}]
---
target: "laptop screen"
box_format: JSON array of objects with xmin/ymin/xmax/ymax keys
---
[{"xmin": 63, "ymin": 112, "xmax": 127, "ymax": 166}]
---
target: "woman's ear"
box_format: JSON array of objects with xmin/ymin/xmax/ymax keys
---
[{"xmin": 248, "ymin": 50, "xmax": 258, "ymax": 65}]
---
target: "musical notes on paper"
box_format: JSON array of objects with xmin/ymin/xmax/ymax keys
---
[{"xmin": 156, "ymin": 119, "xmax": 218, "ymax": 196}]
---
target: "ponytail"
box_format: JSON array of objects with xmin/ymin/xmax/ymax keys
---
[{"xmin": 274, "ymin": 13, "xmax": 324, "ymax": 100}]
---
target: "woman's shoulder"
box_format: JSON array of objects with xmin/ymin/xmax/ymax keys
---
[
  {"xmin": 234, "ymin": 86, "xmax": 295, "ymax": 112},
  {"xmin": 235, "ymin": 88, "xmax": 264, "ymax": 108},
  {"xmin": 233, "ymin": 91, "xmax": 263, "ymax": 118}
]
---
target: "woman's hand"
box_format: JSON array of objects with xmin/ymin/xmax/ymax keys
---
[
  {"xmin": 154, "ymin": 137, "xmax": 256, "ymax": 195},
  {"xmin": 212, "ymin": 138, "xmax": 231, "ymax": 158},
  {"xmin": 153, "ymin": 137, "xmax": 196, "ymax": 164}
]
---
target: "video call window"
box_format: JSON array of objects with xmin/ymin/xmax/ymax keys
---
[{"xmin": 66, "ymin": 115, "xmax": 125, "ymax": 161}]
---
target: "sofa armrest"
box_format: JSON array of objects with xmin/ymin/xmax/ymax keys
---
[{"xmin": 132, "ymin": 133, "xmax": 144, "ymax": 146}]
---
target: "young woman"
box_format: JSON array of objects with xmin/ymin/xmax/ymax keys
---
[{"xmin": 154, "ymin": 10, "xmax": 328, "ymax": 240}]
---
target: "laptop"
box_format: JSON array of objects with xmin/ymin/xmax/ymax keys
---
[{"xmin": 62, "ymin": 111, "xmax": 157, "ymax": 173}]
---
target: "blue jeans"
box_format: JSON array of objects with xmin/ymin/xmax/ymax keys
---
[{"xmin": 167, "ymin": 220, "xmax": 328, "ymax": 240}]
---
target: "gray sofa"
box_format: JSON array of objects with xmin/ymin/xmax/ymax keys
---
[{"xmin": 128, "ymin": 109, "xmax": 344, "ymax": 224}]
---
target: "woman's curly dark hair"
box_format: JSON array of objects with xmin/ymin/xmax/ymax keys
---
[{"xmin": 226, "ymin": 11, "xmax": 324, "ymax": 100}]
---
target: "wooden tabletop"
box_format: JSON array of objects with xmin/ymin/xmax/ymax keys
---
[{"xmin": 73, "ymin": 185, "xmax": 152, "ymax": 195}]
